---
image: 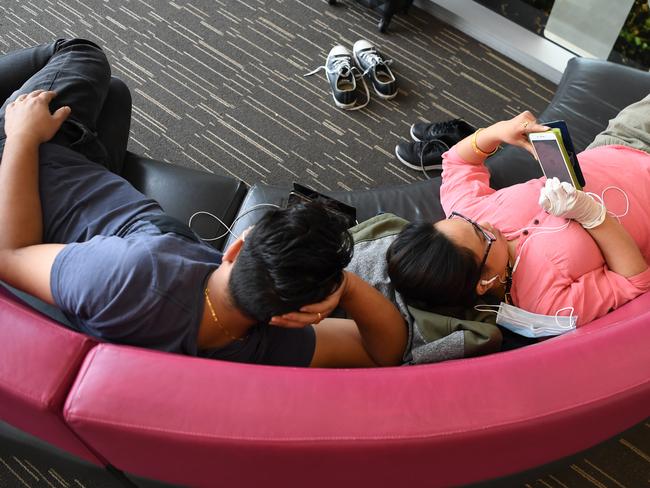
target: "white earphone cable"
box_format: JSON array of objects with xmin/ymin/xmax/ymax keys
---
[
  {"xmin": 188, "ymin": 203, "xmax": 281, "ymax": 242},
  {"xmin": 601, "ymin": 185, "xmax": 629, "ymax": 220}
]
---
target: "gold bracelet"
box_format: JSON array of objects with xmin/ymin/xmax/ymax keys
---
[{"xmin": 471, "ymin": 128, "xmax": 500, "ymax": 157}]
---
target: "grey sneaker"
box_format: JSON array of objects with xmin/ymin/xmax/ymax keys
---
[
  {"xmin": 305, "ymin": 45, "xmax": 369, "ymax": 110},
  {"xmin": 352, "ymin": 40, "xmax": 397, "ymax": 100}
]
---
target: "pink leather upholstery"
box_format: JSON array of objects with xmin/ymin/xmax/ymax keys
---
[
  {"xmin": 64, "ymin": 292, "xmax": 650, "ymax": 487},
  {"xmin": 0, "ymin": 287, "xmax": 102, "ymax": 464}
]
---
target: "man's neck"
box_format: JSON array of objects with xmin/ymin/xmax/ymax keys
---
[{"xmin": 197, "ymin": 269, "xmax": 256, "ymax": 350}]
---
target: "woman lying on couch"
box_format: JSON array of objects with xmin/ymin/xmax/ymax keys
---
[{"xmin": 385, "ymin": 104, "xmax": 650, "ymax": 327}]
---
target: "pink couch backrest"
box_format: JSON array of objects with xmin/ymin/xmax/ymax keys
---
[{"xmin": 0, "ymin": 286, "xmax": 103, "ymax": 464}]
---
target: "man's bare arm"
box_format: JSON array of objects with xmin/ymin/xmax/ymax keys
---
[
  {"xmin": 0, "ymin": 90, "xmax": 70, "ymax": 304},
  {"xmin": 272, "ymin": 271, "xmax": 408, "ymax": 368},
  {"xmin": 0, "ymin": 136, "xmax": 43, "ymax": 249},
  {"xmin": 0, "ymin": 90, "xmax": 70, "ymax": 250}
]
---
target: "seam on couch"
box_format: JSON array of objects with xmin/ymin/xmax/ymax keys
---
[
  {"xmin": 0, "ymin": 298, "xmax": 97, "ymax": 406},
  {"xmin": 59, "ymin": 346, "xmax": 112, "ymax": 465},
  {"xmin": 63, "ymin": 346, "xmax": 100, "ymax": 421}
]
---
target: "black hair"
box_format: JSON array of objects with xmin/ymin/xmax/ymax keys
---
[
  {"xmin": 386, "ymin": 221, "xmax": 480, "ymax": 310},
  {"xmin": 228, "ymin": 200, "xmax": 353, "ymax": 323}
]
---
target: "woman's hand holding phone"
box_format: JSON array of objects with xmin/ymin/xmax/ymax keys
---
[
  {"xmin": 496, "ymin": 111, "xmax": 550, "ymax": 155},
  {"xmin": 456, "ymin": 111, "xmax": 549, "ymax": 164}
]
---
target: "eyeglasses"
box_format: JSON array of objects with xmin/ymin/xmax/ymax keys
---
[{"xmin": 449, "ymin": 211, "xmax": 496, "ymax": 274}]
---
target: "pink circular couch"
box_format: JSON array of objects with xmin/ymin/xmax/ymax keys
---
[
  {"xmin": 1, "ymin": 283, "xmax": 649, "ymax": 487},
  {"xmin": 1, "ymin": 58, "xmax": 649, "ymax": 487}
]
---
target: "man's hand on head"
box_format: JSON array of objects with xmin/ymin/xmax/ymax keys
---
[
  {"xmin": 269, "ymin": 271, "xmax": 350, "ymax": 328},
  {"xmin": 5, "ymin": 90, "xmax": 71, "ymax": 146}
]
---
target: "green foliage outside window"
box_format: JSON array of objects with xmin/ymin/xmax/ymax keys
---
[
  {"xmin": 479, "ymin": 0, "xmax": 650, "ymax": 70},
  {"xmin": 612, "ymin": 0, "xmax": 650, "ymax": 69}
]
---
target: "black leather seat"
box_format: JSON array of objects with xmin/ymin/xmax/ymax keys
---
[{"xmin": 122, "ymin": 153, "xmax": 247, "ymax": 250}]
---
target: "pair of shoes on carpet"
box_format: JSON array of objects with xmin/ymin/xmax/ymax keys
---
[
  {"xmin": 305, "ymin": 40, "xmax": 397, "ymax": 110},
  {"xmin": 395, "ymin": 119, "xmax": 476, "ymax": 171}
]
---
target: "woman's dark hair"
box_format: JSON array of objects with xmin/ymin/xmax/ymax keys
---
[
  {"xmin": 228, "ymin": 201, "xmax": 353, "ymax": 323},
  {"xmin": 386, "ymin": 221, "xmax": 480, "ymax": 311}
]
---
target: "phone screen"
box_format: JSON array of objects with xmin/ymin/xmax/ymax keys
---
[
  {"xmin": 544, "ymin": 120, "xmax": 585, "ymax": 187},
  {"xmin": 531, "ymin": 138, "xmax": 574, "ymax": 186}
]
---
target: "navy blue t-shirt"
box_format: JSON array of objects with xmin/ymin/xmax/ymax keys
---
[
  {"xmin": 39, "ymin": 144, "xmax": 315, "ymax": 365},
  {"xmin": 38, "ymin": 143, "xmax": 221, "ymax": 355},
  {"xmin": 51, "ymin": 228, "xmax": 220, "ymax": 355}
]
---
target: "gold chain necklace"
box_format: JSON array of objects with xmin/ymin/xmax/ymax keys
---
[{"xmin": 204, "ymin": 288, "xmax": 244, "ymax": 342}]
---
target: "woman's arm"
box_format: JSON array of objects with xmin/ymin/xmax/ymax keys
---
[
  {"xmin": 585, "ymin": 215, "xmax": 648, "ymax": 277},
  {"xmin": 454, "ymin": 111, "xmax": 548, "ymax": 164},
  {"xmin": 440, "ymin": 111, "xmax": 549, "ymax": 217}
]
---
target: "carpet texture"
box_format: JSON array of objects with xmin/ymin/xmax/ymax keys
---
[
  {"xmin": 0, "ymin": 1, "xmax": 648, "ymax": 487},
  {"xmin": 1, "ymin": 0, "xmax": 554, "ymax": 189}
]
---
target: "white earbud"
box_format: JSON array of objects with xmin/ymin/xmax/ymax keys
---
[
  {"xmin": 481, "ymin": 273, "xmax": 510, "ymax": 286},
  {"xmin": 481, "ymin": 275, "xmax": 498, "ymax": 286}
]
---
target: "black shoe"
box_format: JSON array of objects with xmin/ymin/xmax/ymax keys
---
[
  {"xmin": 353, "ymin": 40, "xmax": 397, "ymax": 100},
  {"xmin": 395, "ymin": 136, "xmax": 455, "ymax": 171},
  {"xmin": 305, "ymin": 45, "xmax": 369, "ymax": 110},
  {"xmin": 410, "ymin": 118, "xmax": 476, "ymax": 143}
]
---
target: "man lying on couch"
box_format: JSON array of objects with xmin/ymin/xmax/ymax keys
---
[{"xmin": 0, "ymin": 38, "xmax": 406, "ymax": 368}]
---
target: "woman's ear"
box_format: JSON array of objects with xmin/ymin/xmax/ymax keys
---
[{"xmin": 476, "ymin": 275, "xmax": 497, "ymax": 296}]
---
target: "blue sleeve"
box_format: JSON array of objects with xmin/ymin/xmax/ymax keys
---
[{"xmin": 51, "ymin": 235, "xmax": 201, "ymax": 354}]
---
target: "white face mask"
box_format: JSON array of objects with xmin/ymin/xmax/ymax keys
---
[{"xmin": 475, "ymin": 302, "xmax": 577, "ymax": 338}]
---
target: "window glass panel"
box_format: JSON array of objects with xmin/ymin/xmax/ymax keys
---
[{"xmin": 475, "ymin": 0, "xmax": 650, "ymax": 69}]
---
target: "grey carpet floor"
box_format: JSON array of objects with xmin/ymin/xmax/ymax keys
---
[
  {"xmin": 1, "ymin": 0, "xmax": 555, "ymax": 189},
  {"xmin": 0, "ymin": 1, "xmax": 648, "ymax": 487}
]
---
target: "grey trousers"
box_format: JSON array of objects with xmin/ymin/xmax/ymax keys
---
[
  {"xmin": 0, "ymin": 39, "xmax": 124, "ymax": 172},
  {"xmin": 587, "ymin": 93, "xmax": 650, "ymax": 153}
]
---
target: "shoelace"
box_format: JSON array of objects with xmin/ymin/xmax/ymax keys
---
[
  {"xmin": 418, "ymin": 138, "xmax": 450, "ymax": 178},
  {"xmin": 304, "ymin": 56, "xmax": 369, "ymax": 110},
  {"xmin": 305, "ymin": 55, "xmax": 356, "ymax": 78},
  {"xmin": 357, "ymin": 49, "xmax": 393, "ymax": 77}
]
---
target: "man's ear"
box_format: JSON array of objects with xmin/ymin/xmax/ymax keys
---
[{"xmin": 223, "ymin": 236, "xmax": 245, "ymax": 263}]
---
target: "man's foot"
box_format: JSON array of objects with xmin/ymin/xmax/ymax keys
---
[
  {"xmin": 410, "ymin": 118, "xmax": 476, "ymax": 143},
  {"xmin": 353, "ymin": 40, "xmax": 397, "ymax": 100},
  {"xmin": 305, "ymin": 45, "xmax": 367, "ymax": 110},
  {"xmin": 395, "ymin": 136, "xmax": 456, "ymax": 171}
]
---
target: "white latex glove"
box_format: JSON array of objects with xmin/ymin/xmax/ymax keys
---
[{"xmin": 538, "ymin": 177, "xmax": 606, "ymax": 229}]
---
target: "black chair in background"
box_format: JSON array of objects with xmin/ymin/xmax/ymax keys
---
[{"xmin": 328, "ymin": 0, "xmax": 414, "ymax": 32}]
